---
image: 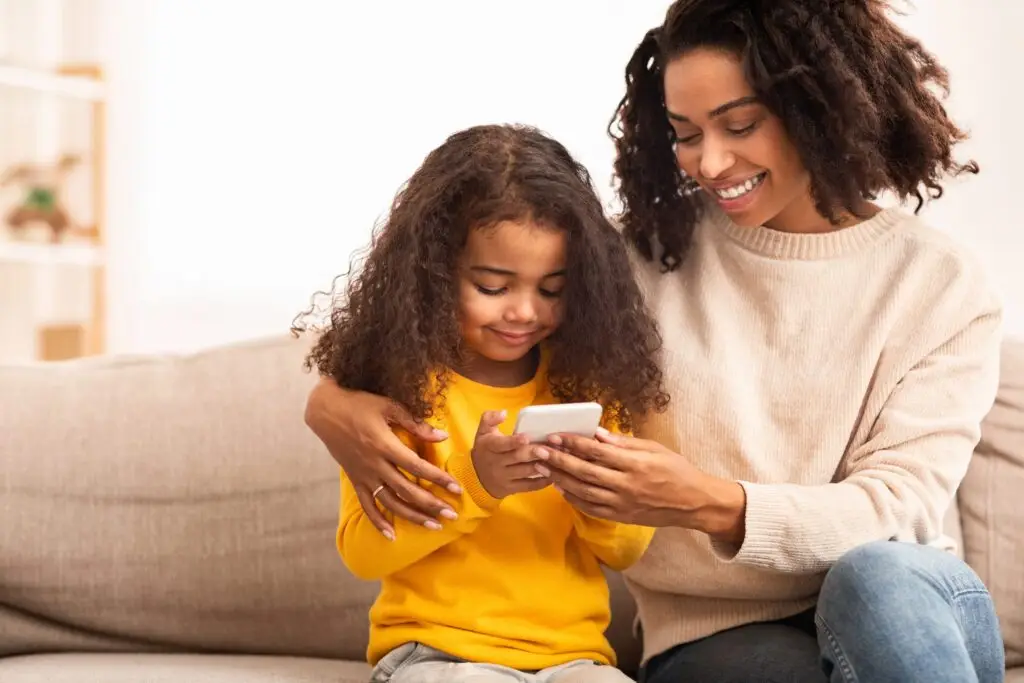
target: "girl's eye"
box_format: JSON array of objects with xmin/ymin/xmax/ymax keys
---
[
  {"xmin": 539, "ymin": 288, "xmax": 562, "ymax": 299},
  {"xmin": 475, "ymin": 285, "xmax": 505, "ymax": 296}
]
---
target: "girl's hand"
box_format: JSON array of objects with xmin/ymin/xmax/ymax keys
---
[
  {"xmin": 535, "ymin": 429, "xmax": 747, "ymax": 540},
  {"xmin": 471, "ymin": 411, "xmax": 551, "ymax": 499},
  {"xmin": 304, "ymin": 377, "xmax": 460, "ymax": 537}
]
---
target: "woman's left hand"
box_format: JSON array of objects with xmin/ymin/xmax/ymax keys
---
[{"xmin": 535, "ymin": 429, "xmax": 746, "ymax": 538}]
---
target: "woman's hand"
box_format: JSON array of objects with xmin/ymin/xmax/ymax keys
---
[
  {"xmin": 304, "ymin": 377, "xmax": 462, "ymax": 537},
  {"xmin": 535, "ymin": 429, "xmax": 747, "ymax": 542}
]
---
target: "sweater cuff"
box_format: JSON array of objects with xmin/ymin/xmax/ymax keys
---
[
  {"xmin": 710, "ymin": 481, "xmax": 789, "ymax": 568},
  {"xmin": 444, "ymin": 450, "xmax": 501, "ymax": 513}
]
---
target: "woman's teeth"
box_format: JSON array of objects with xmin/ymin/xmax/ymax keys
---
[{"xmin": 715, "ymin": 173, "xmax": 765, "ymax": 199}]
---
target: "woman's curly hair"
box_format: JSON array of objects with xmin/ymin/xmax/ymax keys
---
[
  {"xmin": 294, "ymin": 123, "xmax": 669, "ymax": 432},
  {"xmin": 610, "ymin": 0, "xmax": 979, "ymax": 271}
]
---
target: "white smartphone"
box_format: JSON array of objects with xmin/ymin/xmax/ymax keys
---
[{"xmin": 512, "ymin": 402, "xmax": 604, "ymax": 444}]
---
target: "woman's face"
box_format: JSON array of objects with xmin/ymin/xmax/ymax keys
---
[{"xmin": 662, "ymin": 47, "xmax": 814, "ymax": 231}]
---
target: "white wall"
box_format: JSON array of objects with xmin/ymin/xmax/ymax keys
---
[{"xmin": 102, "ymin": 1, "xmax": 1024, "ymax": 354}]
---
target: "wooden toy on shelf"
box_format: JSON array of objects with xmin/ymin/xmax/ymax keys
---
[{"xmin": 1, "ymin": 153, "xmax": 83, "ymax": 243}]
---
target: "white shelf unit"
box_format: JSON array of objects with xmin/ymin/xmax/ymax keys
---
[
  {"xmin": 0, "ymin": 240, "xmax": 102, "ymax": 267},
  {"xmin": 0, "ymin": 63, "xmax": 105, "ymax": 100},
  {"xmin": 0, "ymin": 0, "xmax": 106, "ymax": 363}
]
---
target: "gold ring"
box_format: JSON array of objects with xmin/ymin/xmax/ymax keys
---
[{"xmin": 371, "ymin": 484, "xmax": 386, "ymax": 500}]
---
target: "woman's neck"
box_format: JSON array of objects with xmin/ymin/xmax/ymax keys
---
[
  {"xmin": 765, "ymin": 191, "xmax": 881, "ymax": 234},
  {"xmin": 454, "ymin": 345, "xmax": 540, "ymax": 388}
]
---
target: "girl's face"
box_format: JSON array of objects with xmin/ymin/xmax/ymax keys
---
[
  {"xmin": 663, "ymin": 47, "xmax": 818, "ymax": 232},
  {"xmin": 457, "ymin": 219, "xmax": 566, "ymax": 379}
]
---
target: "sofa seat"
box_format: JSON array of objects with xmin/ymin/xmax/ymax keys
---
[{"xmin": 0, "ymin": 653, "xmax": 370, "ymax": 683}]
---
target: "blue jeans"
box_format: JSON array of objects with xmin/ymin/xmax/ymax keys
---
[{"xmin": 640, "ymin": 541, "xmax": 1004, "ymax": 683}]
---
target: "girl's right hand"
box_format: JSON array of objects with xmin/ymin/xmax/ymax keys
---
[
  {"xmin": 304, "ymin": 377, "xmax": 460, "ymax": 537},
  {"xmin": 471, "ymin": 410, "xmax": 551, "ymax": 499}
]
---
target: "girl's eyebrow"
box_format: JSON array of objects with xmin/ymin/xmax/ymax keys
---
[
  {"xmin": 470, "ymin": 265, "xmax": 516, "ymax": 276},
  {"xmin": 470, "ymin": 265, "xmax": 566, "ymax": 278}
]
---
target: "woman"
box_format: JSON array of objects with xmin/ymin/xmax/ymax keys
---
[{"xmin": 304, "ymin": 1, "xmax": 1005, "ymax": 681}]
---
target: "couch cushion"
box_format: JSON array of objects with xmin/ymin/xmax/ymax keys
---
[
  {"xmin": 960, "ymin": 338, "xmax": 1024, "ymax": 667},
  {"xmin": 0, "ymin": 653, "xmax": 369, "ymax": 683},
  {"xmin": 943, "ymin": 497, "xmax": 964, "ymax": 560},
  {"xmin": 604, "ymin": 568, "xmax": 640, "ymax": 676},
  {"xmin": 0, "ymin": 335, "xmax": 377, "ymax": 660}
]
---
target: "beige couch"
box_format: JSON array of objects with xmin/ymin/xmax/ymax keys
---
[{"xmin": 1, "ymin": 334, "xmax": 1022, "ymax": 682}]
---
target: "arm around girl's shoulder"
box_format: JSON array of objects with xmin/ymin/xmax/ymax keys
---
[{"xmin": 335, "ymin": 429, "xmax": 499, "ymax": 581}]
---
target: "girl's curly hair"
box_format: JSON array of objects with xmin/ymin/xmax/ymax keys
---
[
  {"xmin": 610, "ymin": 0, "xmax": 979, "ymax": 271},
  {"xmin": 294, "ymin": 123, "xmax": 669, "ymax": 432}
]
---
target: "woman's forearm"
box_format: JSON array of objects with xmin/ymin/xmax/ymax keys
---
[
  {"xmin": 669, "ymin": 473, "xmax": 747, "ymax": 544},
  {"xmin": 304, "ymin": 377, "xmax": 343, "ymax": 436}
]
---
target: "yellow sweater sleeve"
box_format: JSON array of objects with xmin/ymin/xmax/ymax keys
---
[
  {"xmin": 570, "ymin": 513, "xmax": 656, "ymax": 572},
  {"xmin": 567, "ymin": 417, "xmax": 655, "ymax": 571},
  {"xmin": 336, "ymin": 432, "xmax": 501, "ymax": 581}
]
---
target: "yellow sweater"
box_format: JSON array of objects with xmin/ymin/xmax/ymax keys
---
[{"xmin": 337, "ymin": 358, "xmax": 654, "ymax": 670}]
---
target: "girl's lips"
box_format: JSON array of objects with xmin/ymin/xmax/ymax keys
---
[{"xmin": 489, "ymin": 329, "xmax": 535, "ymax": 345}]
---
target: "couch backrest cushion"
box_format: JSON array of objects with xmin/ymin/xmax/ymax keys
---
[
  {"xmin": 0, "ymin": 336, "xmax": 377, "ymax": 660},
  {"xmin": 960, "ymin": 337, "xmax": 1024, "ymax": 667}
]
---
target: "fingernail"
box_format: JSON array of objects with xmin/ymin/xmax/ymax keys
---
[
  {"xmin": 535, "ymin": 464, "xmax": 550, "ymax": 477},
  {"xmin": 595, "ymin": 427, "xmax": 609, "ymax": 438},
  {"xmin": 433, "ymin": 429, "xmax": 448, "ymax": 439},
  {"xmin": 424, "ymin": 520, "xmax": 443, "ymax": 531},
  {"xmin": 382, "ymin": 529, "xmax": 395, "ymax": 542},
  {"xmin": 447, "ymin": 482, "xmax": 463, "ymax": 494},
  {"xmin": 440, "ymin": 508, "xmax": 458, "ymax": 520},
  {"xmin": 534, "ymin": 447, "xmax": 549, "ymax": 460},
  {"xmin": 547, "ymin": 435, "xmax": 562, "ymax": 446}
]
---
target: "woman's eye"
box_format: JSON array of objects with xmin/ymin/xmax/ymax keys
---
[
  {"xmin": 673, "ymin": 132, "xmax": 701, "ymax": 146},
  {"xmin": 475, "ymin": 285, "xmax": 505, "ymax": 296},
  {"xmin": 539, "ymin": 288, "xmax": 563, "ymax": 299},
  {"xmin": 728, "ymin": 121, "xmax": 758, "ymax": 137}
]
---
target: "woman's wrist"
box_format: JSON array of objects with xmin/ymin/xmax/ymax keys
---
[{"xmin": 672, "ymin": 474, "xmax": 747, "ymax": 544}]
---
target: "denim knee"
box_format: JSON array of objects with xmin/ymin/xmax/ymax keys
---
[
  {"xmin": 820, "ymin": 539, "xmax": 988, "ymax": 609},
  {"xmin": 816, "ymin": 540, "xmax": 1004, "ymax": 683}
]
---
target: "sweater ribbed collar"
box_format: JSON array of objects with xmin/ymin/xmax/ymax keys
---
[{"xmin": 707, "ymin": 205, "xmax": 905, "ymax": 260}]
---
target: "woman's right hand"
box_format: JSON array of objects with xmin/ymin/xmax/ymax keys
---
[{"xmin": 304, "ymin": 376, "xmax": 460, "ymax": 537}]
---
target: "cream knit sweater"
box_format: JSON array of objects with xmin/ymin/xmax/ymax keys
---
[{"xmin": 627, "ymin": 205, "xmax": 1004, "ymax": 663}]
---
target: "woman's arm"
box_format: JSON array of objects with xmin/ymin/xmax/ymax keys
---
[
  {"xmin": 720, "ymin": 304, "xmax": 1002, "ymax": 573},
  {"xmin": 541, "ymin": 303, "xmax": 1003, "ymax": 575},
  {"xmin": 305, "ymin": 377, "xmax": 460, "ymax": 537},
  {"xmin": 337, "ymin": 413, "xmax": 550, "ymax": 578},
  {"xmin": 337, "ymin": 459, "xmax": 499, "ymax": 580}
]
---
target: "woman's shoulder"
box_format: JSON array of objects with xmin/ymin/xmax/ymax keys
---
[
  {"xmin": 865, "ymin": 210, "xmax": 1004, "ymax": 356},
  {"xmin": 886, "ymin": 209, "xmax": 999, "ymax": 304},
  {"xmin": 889, "ymin": 209, "xmax": 986, "ymax": 266}
]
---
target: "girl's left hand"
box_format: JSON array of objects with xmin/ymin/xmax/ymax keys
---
[{"xmin": 535, "ymin": 429, "xmax": 745, "ymax": 535}]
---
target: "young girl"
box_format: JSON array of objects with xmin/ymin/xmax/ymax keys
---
[{"xmin": 300, "ymin": 123, "xmax": 670, "ymax": 682}]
